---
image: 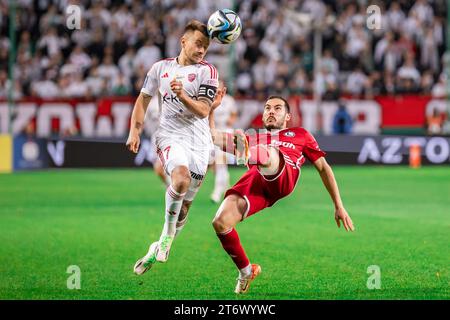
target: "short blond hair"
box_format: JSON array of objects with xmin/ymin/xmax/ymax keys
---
[{"xmin": 184, "ymin": 20, "xmax": 209, "ymax": 38}]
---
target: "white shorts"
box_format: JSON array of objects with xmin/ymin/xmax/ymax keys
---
[{"xmin": 156, "ymin": 135, "xmax": 210, "ymax": 201}]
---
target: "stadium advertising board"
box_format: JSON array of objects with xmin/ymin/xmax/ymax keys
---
[
  {"xmin": 316, "ymin": 135, "xmax": 450, "ymax": 165},
  {"xmin": 13, "ymin": 135, "xmax": 48, "ymax": 170},
  {"xmin": 0, "ymin": 96, "xmax": 446, "ymax": 138},
  {"xmin": 43, "ymin": 135, "xmax": 449, "ymax": 168}
]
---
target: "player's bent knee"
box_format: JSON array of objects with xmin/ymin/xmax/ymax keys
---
[
  {"xmin": 171, "ymin": 166, "xmax": 191, "ymax": 191},
  {"xmin": 212, "ymin": 214, "xmax": 229, "ymax": 233},
  {"xmin": 212, "ymin": 198, "xmax": 243, "ymax": 233}
]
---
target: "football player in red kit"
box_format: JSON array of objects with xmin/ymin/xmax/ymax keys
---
[{"xmin": 210, "ymin": 95, "xmax": 355, "ymax": 294}]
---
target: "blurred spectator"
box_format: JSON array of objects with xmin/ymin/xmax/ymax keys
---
[
  {"xmin": 111, "ymin": 73, "xmax": 131, "ymax": 96},
  {"xmin": 69, "ymin": 45, "xmax": 92, "ymax": 72},
  {"xmin": 419, "ymin": 27, "xmax": 439, "ymax": 73},
  {"xmin": 333, "ymin": 102, "xmax": 353, "ymax": 134},
  {"xmin": 85, "ymin": 67, "xmax": 104, "ymax": 97},
  {"xmin": 0, "ymin": 0, "xmax": 447, "ymax": 100},
  {"xmin": 316, "ymin": 65, "xmax": 338, "ymax": 100},
  {"xmin": 134, "ymin": 39, "xmax": 162, "ymax": 72},
  {"xmin": 387, "ymin": 2, "xmax": 405, "ymax": 33},
  {"xmin": 65, "ymin": 72, "xmax": 88, "ymax": 98},
  {"xmin": 37, "ymin": 27, "xmax": 68, "ymax": 57},
  {"xmin": 31, "ymin": 69, "xmax": 59, "ymax": 98},
  {"xmin": 346, "ymin": 66, "xmax": 369, "ymax": 97},
  {"xmin": 118, "ymin": 47, "xmax": 136, "ymax": 79},
  {"xmin": 396, "ymin": 52, "xmax": 421, "ymax": 93},
  {"xmin": 410, "ymin": 0, "xmax": 434, "ymax": 25},
  {"xmin": 344, "ymin": 16, "xmax": 369, "ymax": 67},
  {"xmin": 97, "ymin": 55, "xmax": 120, "ymax": 88},
  {"xmin": 321, "ymin": 49, "xmax": 339, "ymax": 76},
  {"xmin": 0, "ymin": 69, "xmax": 23, "ymax": 100}
]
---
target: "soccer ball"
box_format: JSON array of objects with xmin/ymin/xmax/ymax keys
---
[{"xmin": 207, "ymin": 9, "xmax": 242, "ymax": 44}]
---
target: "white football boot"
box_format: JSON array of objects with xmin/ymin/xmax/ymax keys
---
[
  {"xmin": 155, "ymin": 235, "xmax": 174, "ymax": 262},
  {"xmin": 133, "ymin": 242, "xmax": 158, "ymax": 275},
  {"xmin": 234, "ymin": 264, "xmax": 261, "ymax": 294}
]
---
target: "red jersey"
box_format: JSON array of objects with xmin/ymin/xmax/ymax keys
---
[
  {"xmin": 225, "ymin": 127, "xmax": 326, "ymax": 219},
  {"xmin": 246, "ymin": 127, "xmax": 326, "ymax": 171}
]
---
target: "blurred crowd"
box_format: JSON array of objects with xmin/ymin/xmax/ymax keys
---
[{"xmin": 0, "ymin": 0, "xmax": 448, "ymax": 101}]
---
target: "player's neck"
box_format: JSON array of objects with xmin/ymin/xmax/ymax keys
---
[
  {"xmin": 266, "ymin": 126, "xmax": 287, "ymax": 134},
  {"xmin": 177, "ymin": 52, "xmax": 193, "ymax": 66}
]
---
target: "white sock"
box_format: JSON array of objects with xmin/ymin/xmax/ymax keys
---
[
  {"xmin": 160, "ymin": 185, "xmax": 186, "ymax": 239},
  {"xmin": 212, "ymin": 164, "xmax": 229, "ymax": 197},
  {"xmin": 239, "ymin": 264, "xmax": 252, "ymax": 279},
  {"xmin": 164, "ymin": 174, "xmax": 171, "ymax": 187}
]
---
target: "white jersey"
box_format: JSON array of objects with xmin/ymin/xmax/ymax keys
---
[
  {"xmin": 214, "ymin": 94, "xmax": 238, "ymax": 130},
  {"xmin": 141, "ymin": 57, "xmax": 219, "ymax": 152}
]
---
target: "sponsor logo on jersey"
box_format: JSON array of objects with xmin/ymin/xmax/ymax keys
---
[
  {"xmin": 188, "ymin": 73, "xmax": 196, "ymax": 82},
  {"xmin": 270, "ymin": 140, "xmax": 296, "ymax": 149},
  {"xmin": 164, "ymin": 113, "xmax": 196, "ymax": 120},
  {"xmin": 161, "ymin": 72, "xmax": 169, "ymax": 78},
  {"xmin": 284, "ymin": 131, "xmax": 295, "ymax": 137},
  {"xmin": 162, "ymin": 93, "xmax": 197, "ymax": 104},
  {"xmin": 163, "ymin": 93, "xmax": 180, "ymax": 104}
]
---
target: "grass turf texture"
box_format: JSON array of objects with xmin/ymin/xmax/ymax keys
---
[{"xmin": 0, "ymin": 166, "xmax": 448, "ymax": 300}]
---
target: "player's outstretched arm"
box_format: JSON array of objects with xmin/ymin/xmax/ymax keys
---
[
  {"xmin": 211, "ymin": 129, "xmax": 236, "ymax": 153},
  {"xmin": 313, "ymin": 157, "xmax": 355, "ymax": 232},
  {"xmin": 126, "ymin": 92, "xmax": 151, "ymax": 153},
  {"xmin": 171, "ymin": 78, "xmax": 211, "ymax": 118}
]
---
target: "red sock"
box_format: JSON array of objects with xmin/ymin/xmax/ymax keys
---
[{"xmin": 217, "ymin": 228, "xmax": 250, "ymax": 269}]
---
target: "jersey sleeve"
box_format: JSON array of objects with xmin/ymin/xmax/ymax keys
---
[
  {"xmin": 303, "ymin": 130, "xmax": 326, "ymax": 162},
  {"xmin": 140, "ymin": 63, "xmax": 159, "ymax": 96},
  {"xmin": 198, "ymin": 63, "xmax": 219, "ymax": 102}
]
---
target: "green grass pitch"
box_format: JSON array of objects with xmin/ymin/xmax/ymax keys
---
[{"xmin": 0, "ymin": 166, "xmax": 448, "ymax": 300}]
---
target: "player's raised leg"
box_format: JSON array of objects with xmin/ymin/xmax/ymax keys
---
[
  {"xmin": 133, "ymin": 164, "xmax": 189, "ymax": 274},
  {"xmin": 212, "ymin": 194, "xmax": 261, "ymax": 294},
  {"xmin": 156, "ymin": 165, "xmax": 190, "ymax": 262},
  {"xmin": 133, "ymin": 142, "xmax": 191, "ymax": 274}
]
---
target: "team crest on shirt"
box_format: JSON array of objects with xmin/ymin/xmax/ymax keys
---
[
  {"xmin": 284, "ymin": 131, "xmax": 295, "ymax": 137},
  {"xmin": 188, "ymin": 73, "xmax": 196, "ymax": 82}
]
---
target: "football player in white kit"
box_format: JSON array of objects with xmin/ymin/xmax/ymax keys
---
[
  {"xmin": 126, "ymin": 20, "xmax": 220, "ymax": 275},
  {"xmin": 210, "ymin": 80, "xmax": 238, "ymax": 203}
]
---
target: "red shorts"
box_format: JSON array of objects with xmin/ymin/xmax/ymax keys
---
[{"xmin": 224, "ymin": 158, "xmax": 300, "ymax": 219}]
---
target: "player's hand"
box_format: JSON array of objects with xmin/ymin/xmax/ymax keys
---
[
  {"xmin": 234, "ymin": 129, "xmax": 249, "ymax": 165},
  {"xmin": 334, "ymin": 206, "xmax": 355, "ymax": 232},
  {"xmin": 170, "ymin": 78, "xmax": 185, "ymax": 99},
  {"xmin": 126, "ymin": 133, "xmax": 140, "ymax": 154},
  {"xmin": 212, "ymin": 86, "xmax": 227, "ymax": 111}
]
